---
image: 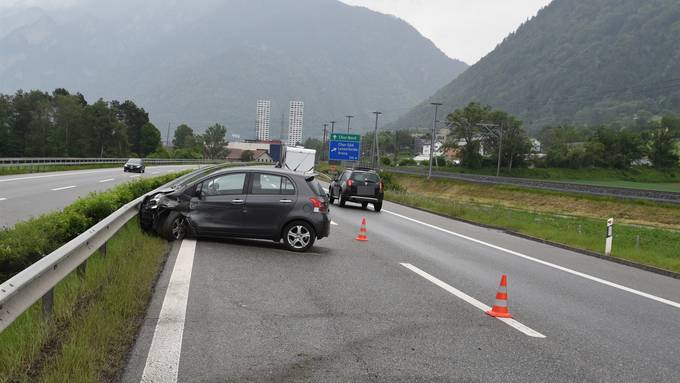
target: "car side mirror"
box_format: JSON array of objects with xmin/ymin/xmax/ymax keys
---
[{"xmin": 194, "ymin": 188, "xmax": 204, "ymax": 199}]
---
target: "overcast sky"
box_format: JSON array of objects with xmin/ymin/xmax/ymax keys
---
[
  {"xmin": 340, "ymin": 0, "xmax": 553, "ymax": 64},
  {"xmin": 1, "ymin": 0, "xmax": 553, "ymax": 64}
]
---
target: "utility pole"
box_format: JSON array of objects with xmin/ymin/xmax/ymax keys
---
[
  {"xmin": 345, "ymin": 115, "xmax": 354, "ymax": 133},
  {"xmin": 322, "ymin": 123, "xmax": 328, "ymax": 161},
  {"xmin": 372, "ymin": 112, "xmax": 382, "ymax": 168},
  {"xmin": 478, "ymin": 123, "xmax": 502, "ymax": 177},
  {"xmin": 166, "ymin": 122, "xmax": 171, "ymax": 147},
  {"xmin": 330, "ymin": 121, "xmax": 336, "ymax": 136},
  {"xmin": 429, "ymin": 103, "xmax": 442, "ymax": 179}
]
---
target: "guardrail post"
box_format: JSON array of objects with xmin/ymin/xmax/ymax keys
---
[
  {"xmin": 100, "ymin": 241, "xmax": 107, "ymax": 257},
  {"xmin": 77, "ymin": 260, "xmax": 87, "ymax": 277},
  {"xmin": 42, "ymin": 289, "xmax": 54, "ymax": 321}
]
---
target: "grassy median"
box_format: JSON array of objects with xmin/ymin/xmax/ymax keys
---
[
  {"xmin": 0, "ymin": 220, "xmax": 168, "ymax": 383},
  {"xmin": 0, "ymin": 171, "xmax": 191, "ymax": 382},
  {"xmin": 385, "ymin": 173, "xmax": 680, "ymax": 273}
]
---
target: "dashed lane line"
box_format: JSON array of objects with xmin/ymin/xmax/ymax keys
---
[
  {"xmin": 51, "ymin": 185, "xmax": 77, "ymax": 191},
  {"xmin": 129, "ymin": 175, "xmax": 141, "ymax": 178},
  {"xmin": 384, "ymin": 209, "xmax": 680, "ymax": 310},
  {"xmin": 401, "ymin": 263, "xmax": 546, "ymax": 338},
  {"xmin": 0, "ymin": 198, "xmax": 6, "ymax": 201},
  {"xmin": 331, "ymin": 221, "xmax": 339, "ymax": 226},
  {"xmin": 99, "ymin": 178, "xmax": 115, "ymax": 183}
]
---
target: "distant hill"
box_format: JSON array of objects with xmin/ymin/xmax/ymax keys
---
[
  {"xmin": 390, "ymin": 0, "xmax": 680, "ymax": 133},
  {"xmin": 0, "ymin": 0, "xmax": 467, "ymax": 139}
]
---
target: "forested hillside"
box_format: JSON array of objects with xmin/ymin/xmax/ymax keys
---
[
  {"xmin": 0, "ymin": 0, "xmax": 467, "ymax": 139},
  {"xmin": 391, "ymin": 0, "xmax": 680, "ymax": 132}
]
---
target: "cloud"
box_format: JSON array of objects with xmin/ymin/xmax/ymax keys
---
[
  {"xmin": 0, "ymin": 0, "xmax": 80, "ymax": 9},
  {"xmin": 340, "ymin": 0, "xmax": 552, "ymax": 64}
]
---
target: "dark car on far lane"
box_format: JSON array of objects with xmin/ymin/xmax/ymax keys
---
[
  {"xmin": 139, "ymin": 167, "xmax": 330, "ymax": 252},
  {"xmin": 329, "ymin": 167, "xmax": 384, "ymax": 212},
  {"xmin": 124, "ymin": 158, "xmax": 145, "ymax": 173}
]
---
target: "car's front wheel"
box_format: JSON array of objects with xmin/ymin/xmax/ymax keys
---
[
  {"xmin": 161, "ymin": 212, "xmax": 187, "ymax": 241},
  {"xmin": 283, "ymin": 221, "xmax": 316, "ymax": 252},
  {"xmin": 374, "ymin": 200, "xmax": 383, "ymax": 212}
]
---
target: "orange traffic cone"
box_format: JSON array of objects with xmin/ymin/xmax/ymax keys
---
[
  {"xmin": 486, "ymin": 274, "xmax": 513, "ymax": 318},
  {"xmin": 355, "ymin": 217, "xmax": 368, "ymax": 241}
]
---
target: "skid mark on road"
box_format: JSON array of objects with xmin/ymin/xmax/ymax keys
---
[
  {"xmin": 401, "ymin": 263, "xmax": 546, "ymax": 338},
  {"xmin": 385, "ymin": 209, "xmax": 680, "ymax": 310},
  {"xmin": 141, "ymin": 239, "xmax": 197, "ymax": 383}
]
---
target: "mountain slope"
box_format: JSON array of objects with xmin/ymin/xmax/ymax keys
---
[
  {"xmin": 390, "ymin": 0, "xmax": 680, "ymax": 132},
  {"xmin": 0, "ymin": 0, "xmax": 467, "ymax": 139}
]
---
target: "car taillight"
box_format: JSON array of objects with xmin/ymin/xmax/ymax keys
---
[
  {"xmin": 309, "ymin": 197, "xmax": 327, "ymax": 213},
  {"xmin": 346, "ymin": 179, "xmax": 353, "ymax": 187},
  {"xmin": 379, "ymin": 181, "xmax": 384, "ymax": 193}
]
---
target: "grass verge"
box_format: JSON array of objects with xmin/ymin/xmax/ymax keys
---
[
  {"xmin": 0, "ymin": 219, "xmax": 168, "ymax": 383},
  {"xmin": 396, "ymin": 165, "xmax": 680, "ymax": 192},
  {"xmin": 386, "ymin": 174, "xmax": 680, "ymax": 273}
]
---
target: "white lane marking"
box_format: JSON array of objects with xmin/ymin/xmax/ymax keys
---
[
  {"xmin": 129, "ymin": 174, "xmax": 141, "ymax": 178},
  {"xmin": 0, "ymin": 169, "xmax": 117, "ymax": 183},
  {"xmin": 385, "ymin": 209, "xmax": 680, "ymax": 310},
  {"xmin": 51, "ymin": 185, "xmax": 76, "ymax": 191},
  {"xmin": 152, "ymin": 171, "xmax": 160, "ymax": 174},
  {"xmin": 0, "ymin": 198, "xmax": 6, "ymax": 201},
  {"xmin": 99, "ymin": 178, "xmax": 115, "ymax": 183},
  {"xmin": 331, "ymin": 221, "xmax": 339, "ymax": 226},
  {"xmin": 401, "ymin": 263, "xmax": 546, "ymax": 338},
  {"xmin": 141, "ymin": 239, "xmax": 197, "ymax": 383}
]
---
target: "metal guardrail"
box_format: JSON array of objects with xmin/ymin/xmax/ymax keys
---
[
  {"xmin": 0, "ymin": 157, "xmax": 224, "ymax": 167},
  {"xmin": 0, "ymin": 178, "xmax": 180, "ymax": 333}
]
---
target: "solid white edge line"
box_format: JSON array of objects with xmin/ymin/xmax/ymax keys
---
[
  {"xmin": 331, "ymin": 221, "xmax": 339, "ymax": 226},
  {"xmin": 385, "ymin": 209, "xmax": 680, "ymax": 310},
  {"xmin": 129, "ymin": 174, "xmax": 141, "ymax": 178},
  {"xmin": 51, "ymin": 185, "xmax": 77, "ymax": 191},
  {"xmin": 401, "ymin": 263, "xmax": 545, "ymax": 338},
  {"xmin": 0, "ymin": 198, "xmax": 6, "ymax": 201},
  {"xmin": 99, "ymin": 178, "xmax": 115, "ymax": 183},
  {"xmin": 141, "ymin": 239, "xmax": 197, "ymax": 383}
]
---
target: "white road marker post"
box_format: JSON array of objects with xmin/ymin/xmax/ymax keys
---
[{"xmin": 605, "ymin": 218, "xmax": 614, "ymax": 256}]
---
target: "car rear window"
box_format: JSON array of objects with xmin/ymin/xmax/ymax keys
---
[
  {"xmin": 307, "ymin": 179, "xmax": 326, "ymax": 196},
  {"xmin": 350, "ymin": 172, "xmax": 380, "ymax": 183}
]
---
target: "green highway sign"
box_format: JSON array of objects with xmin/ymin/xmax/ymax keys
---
[{"xmin": 330, "ymin": 133, "xmax": 361, "ymax": 142}]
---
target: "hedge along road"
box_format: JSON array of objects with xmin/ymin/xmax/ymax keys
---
[
  {"xmin": 0, "ymin": 165, "xmax": 201, "ymax": 229},
  {"xmin": 388, "ymin": 167, "xmax": 680, "ymax": 204}
]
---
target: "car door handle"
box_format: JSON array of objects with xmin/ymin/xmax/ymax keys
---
[
  {"xmin": 231, "ymin": 199, "xmax": 245, "ymax": 205},
  {"xmin": 279, "ymin": 199, "xmax": 293, "ymax": 203}
]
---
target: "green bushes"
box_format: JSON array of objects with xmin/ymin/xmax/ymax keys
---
[{"xmin": 0, "ymin": 172, "xmax": 189, "ymax": 283}]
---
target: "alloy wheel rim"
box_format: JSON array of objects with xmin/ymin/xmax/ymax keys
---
[{"xmin": 287, "ymin": 225, "xmax": 311, "ymax": 249}]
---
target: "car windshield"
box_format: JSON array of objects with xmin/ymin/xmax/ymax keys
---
[
  {"xmin": 350, "ymin": 172, "xmax": 380, "ymax": 183},
  {"xmin": 127, "ymin": 159, "xmax": 142, "ymax": 164}
]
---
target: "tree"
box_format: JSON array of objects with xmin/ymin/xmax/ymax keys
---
[
  {"xmin": 202, "ymin": 123, "xmax": 228, "ymax": 159},
  {"xmin": 241, "ymin": 150, "xmax": 255, "ymax": 162},
  {"xmin": 172, "ymin": 124, "xmax": 196, "ymax": 149},
  {"xmin": 646, "ymin": 116, "xmax": 679, "ymax": 168},
  {"xmin": 139, "ymin": 122, "xmax": 162, "ymax": 156},
  {"xmin": 113, "ymin": 100, "xmax": 149, "ymax": 155},
  {"xmin": 445, "ymin": 102, "xmax": 491, "ymax": 168}
]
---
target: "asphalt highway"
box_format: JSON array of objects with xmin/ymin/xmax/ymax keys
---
[
  {"xmin": 123, "ymin": 197, "xmax": 680, "ymax": 382},
  {"xmin": 0, "ymin": 165, "xmax": 200, "ymax": 229}
]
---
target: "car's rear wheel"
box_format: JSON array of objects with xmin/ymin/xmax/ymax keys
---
[
  {"xmin": 283, "ymin": 221, "xmax": 316, "ymax": 252},
  {"xmin": 162, "ymin": 212, "xmax": 187, "ymax": 241},
  {"xmin": 374, "ymin": 200, "xmax": 383, "ymax": 212}
]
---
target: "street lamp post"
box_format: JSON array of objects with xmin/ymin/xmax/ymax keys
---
[
  {"xmin": 322, "ymin": 123, "xmax": 328, "ymax": 161},
  {"xmin": 346, "ymin": 115, "xmax": 354, "ymax": 133},
  {"xmin": 330, "ymin": 121, "xmax": 336, "ymax": 136},
  {"xmin": 429, "ymin": 103, "xmax": 443, "ymax": 179},
  {"xmin": 372, "ymin": 112, "xmax": 382, "ymax": 168}
]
